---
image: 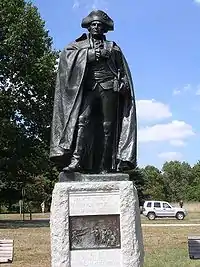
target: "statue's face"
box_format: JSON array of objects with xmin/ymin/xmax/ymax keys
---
[{"xmin": 88, "ymin": 21, "xmax": 105, "ymax": 36}]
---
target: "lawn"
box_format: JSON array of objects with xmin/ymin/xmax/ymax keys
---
[
  {"xmin": 0, "ymin": 213, "xmax": 200, "ymax": 266},
  {"xmin": 143, "ymin": 226, "xmax": 200, "ymax": 267},
  {"xmin": 0, "ymin": 226, "xmax": 50, "ymax": 267}
]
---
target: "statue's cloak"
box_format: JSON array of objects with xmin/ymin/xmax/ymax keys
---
[{"xmin": 50, "ymin": 34, "xmax": 137, "ymax": 168}]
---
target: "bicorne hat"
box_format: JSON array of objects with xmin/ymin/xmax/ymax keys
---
[{"xmin": 81, "ymin": 10, "xmax": 114, "ymax": 31}]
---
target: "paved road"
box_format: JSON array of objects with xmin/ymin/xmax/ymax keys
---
[{"xmin": 142, "ymin": 223, "xmax": 200, "ymax": 227}]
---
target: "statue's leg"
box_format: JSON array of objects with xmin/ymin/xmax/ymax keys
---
[
  {"xmin": 100, "ymin": 121, "xmax": 113, "ymax": 173},
  {"xmin": 99, "ymin": 88, "xmax": 117, "ymax": 173},
  {"xmin": 63, "ymin": 92, "xmax": 93, "ymax": 172}
]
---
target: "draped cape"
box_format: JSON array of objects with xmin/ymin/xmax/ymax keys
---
[{"xmin": 50, "ymin": 34, "xmax": 137, "ymax": 168}]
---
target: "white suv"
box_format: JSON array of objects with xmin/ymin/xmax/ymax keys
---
[{"xmin": 142, "ymin": 200, "xmax": 187, "ymax": 220}]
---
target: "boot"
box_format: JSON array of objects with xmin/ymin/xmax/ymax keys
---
[
  {"xmin": 63, "ymin": 157, "xmax": 81, "ymax": 172},
  {"xmin": 100, "ymin": 133, "xmax": 113, "ymax": 174},
  {"xmin": 63, "ymin": 124, "xmax": 85, "ymax": 172},
  {"xmin": 117, "ymin": 160, "xmax": 130, "ymax": 172}
]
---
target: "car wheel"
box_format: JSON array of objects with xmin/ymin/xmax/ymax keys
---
[
  {"xmin": 176, "ymin": 212, "xmax": 185, "ymax": 220},
  {"xmin": 147, "ymin": 212, "xmax": 156, "ymax": 220}
]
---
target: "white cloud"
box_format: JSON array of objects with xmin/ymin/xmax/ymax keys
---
[
  {"xmin": 72, "ymin": 0, "xmax": 108, "ymax": 10},
  {"xmin": 194, "ymin": 0, "xmax": 200, "ymax": 4},
  {"xmin": 73, "ymin": 0, "xmax": 80, "ymax": 9},
  {"xmin": 195, "ymin": 84, "xmax": 200, "ymax": 95},
  {"xmin": 158, "ymin": 152, "xmax": 182, "ymax": 161},
  {"xmin": 169, "ymin": 140, "xmax": 186, "ymax": 147},
  {"xmin": 136, "ymin": 99, "xmax": 172, "ymax": 122},
  {"xmin": 183, "ymin": 84, "xmax": 191, "ymax": 91},
  {"xmin": 92, "ymin": 0, "xmax": 103, "ymax": 9},
  {"xmin": 172, "ymin": 84, "xmax": 191, "ymax": 96},
  {"xmin": 138, "ymin": 120, "xmax": 194, "ymax": 143},
  {"xmin": 173, "ymin": 89, "xmax": 181, "ymax": 95}
]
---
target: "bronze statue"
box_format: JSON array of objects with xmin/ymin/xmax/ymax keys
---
[{"xmin": 50, "ymin": 10, "xmax": 137, "ymax": 174}]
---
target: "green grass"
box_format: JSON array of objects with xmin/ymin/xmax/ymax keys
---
[
  {"xmin": 143, "ymin": 226, "xmax": 200, "ymax": 267},
  {"xmin": 144, "ymin": 248, "xmax": 200, "ymax": 267}
]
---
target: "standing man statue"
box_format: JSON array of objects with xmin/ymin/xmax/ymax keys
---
[{"xmin": 50, "ymin": 10, "xmax": 137, "ymax": 174}]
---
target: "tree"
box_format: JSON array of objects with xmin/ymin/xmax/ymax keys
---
[
  {"xmin": 0, "ymin": 0, "xmax": 58, "ymax": 207},
  {"xmin": 162, "ymin": 161, "xmax": 192, "ymax": 202},
  {"xmin": 186, "ymin": 161, "xmax": 200, "ymax": 201},
  {"xmin": 128, "ymin": 167, "xmax": 145, "ymax": 205},
  {"xmin": 142, "ymin": 165, "xmax": 166, "ymax": 201}
]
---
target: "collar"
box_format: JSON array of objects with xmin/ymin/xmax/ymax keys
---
[
  {"xmin": 88, "ymin": 34, "xmax": 108, "ymax": 49},
  {"xmin": 88, "ymin": 33, "xmax": 106, "ymax": 41},
  {"xmin": 74, "ymin": 33, "xmax": 113, "ymax": 50}
]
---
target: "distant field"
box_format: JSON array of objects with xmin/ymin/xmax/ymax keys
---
[
  {"xmin": 1, "ymin": 204, "xmax": 199, "ymax": 223},
  {"xmin": 0, "ymin": 211, "xmax": 200, "ymax": 266},
  {"xmin": 171, "ymin": 202, "xmax": 200, "ymax": 213},
  {"xmin": 0, "ymin": 212, "xmax": 50, "ymax": 220}
]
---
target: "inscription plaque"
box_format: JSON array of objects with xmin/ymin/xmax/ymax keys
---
[{"xmin": 69, "ymin": 215, "xmax": 121, "ymax": 250}]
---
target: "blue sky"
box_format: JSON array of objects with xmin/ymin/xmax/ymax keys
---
[{"xmin": 31, "ymin": 0, "xmax": 200, "ymax": 168}]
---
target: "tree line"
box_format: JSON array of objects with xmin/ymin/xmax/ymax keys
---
[
  {"xmin": 0, "ymin": 0, "xmax": 199, "ymax": 213},
  {"xmin": 136, "ymin": 161, "xmax": 200, "ymax": 204}
]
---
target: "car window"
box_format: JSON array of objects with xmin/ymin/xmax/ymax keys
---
[
  {"xmin": 163, "ymin": 203, "xmax": 171, "ymax": 209},
  {"xmin": 147, "ymin": 202, "xmax": 151, "ymax": 207},
  {"xmin": 154, "ymin": 202, "xmax": 161, "ymax": 208}
]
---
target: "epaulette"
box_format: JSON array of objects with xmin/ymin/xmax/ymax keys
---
[
  {"xmin": 75, "ymin": 33, "xmax": 87, "ymax": 42},
  {"xmin": 112, "ymin": 42, "xmax": 121, "ymax": 52}
]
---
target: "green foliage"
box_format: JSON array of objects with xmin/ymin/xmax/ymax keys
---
[
  {"xmin": 128, "ymin": 167, "xmax": 145, "ymax": 205},
  {"xmin": 0, "ymin": 0, "xmax": 57, "ymax": 141},
  {"xmin": 185, "ymin": 161, "xmax": 200, "ymax": 201},
  {"xmin": 0, "ymin": 0, "xmax": 58, "ymax": 208},
  {"xmin": 162, "ymin": 161, "xmax": 192, "ymax": 202},
  {"xmin": 142, "ymin": 165, "xmax": 166, "ymax": 200}
]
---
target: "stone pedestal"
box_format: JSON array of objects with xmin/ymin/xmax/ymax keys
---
[{"xmin": 50, "ymin": 172, "xmax": 144, "ymax": 267}]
